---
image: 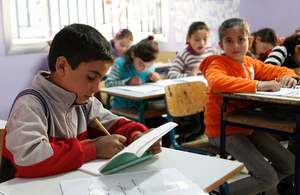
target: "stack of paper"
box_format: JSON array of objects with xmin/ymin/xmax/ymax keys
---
[{"xmin": 60, "ymin": 168, "xmax": 208, "ymax": 195}]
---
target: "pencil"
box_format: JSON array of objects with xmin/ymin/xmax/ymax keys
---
[{"xmin": 93, "ymin": 117, "xmax": 111, "ymax": 135}]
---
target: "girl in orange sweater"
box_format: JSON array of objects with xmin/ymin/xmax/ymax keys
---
[{"xmin": 200, "ymin": 18, "xmax": 298, "ymax": 195}]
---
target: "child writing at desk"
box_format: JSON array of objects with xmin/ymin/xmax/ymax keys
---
[
  {"xmin": 200, "ymin": 18, "xmax": 297, "ymax": 195},
  {"xmin": 167, "ymin": 21, "xmax": 220, "ymax": 142},
  {"xmin": 0, "ymin": 24, "xmax": 161, "ymax": 183},
  {"xmin": 105, "ymin": 35, "xmax": 161, "ymax": 109}
]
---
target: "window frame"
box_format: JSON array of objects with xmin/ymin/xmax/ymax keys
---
[{"xmin": 2, "ymin": 0, "xmax": 169, "ymax": 56}]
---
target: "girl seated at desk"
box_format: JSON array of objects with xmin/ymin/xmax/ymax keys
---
[
  {"xmin": 105, "ymin": 35, "xmax": 161, "ymax": 109},
  {"xmin": 200, "ymin": 18, "xmax": 297, "ymax": 195}
]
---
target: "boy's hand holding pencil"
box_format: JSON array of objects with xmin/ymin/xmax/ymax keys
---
[{"xmin": 93, "ymin": 117, "xmax": 126, "ymax": 158}]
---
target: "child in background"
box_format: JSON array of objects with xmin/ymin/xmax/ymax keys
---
[
  {"xmin": 167, "ymin": 21, "xmax": 220, "ymax": 79},
  {"xmin": 0, "ymin": 24, "xmax": 161, "ymax": 182},
  {"xmin": 110, "ymin": 29, "xmax": 133, "ymax": 57},
  {"xmin": 105, "ymin": 35, "xmax": 161, "ymax": 109},
  {"xmin": 200, "ymin": 18, "xmax": 297, "ymax": 195},
  {"xmin": 167, "ymin": 21, "xmax": 220, "ymax": 142},
  {"xmin": 265, "ymin": 33, "xmax": 300, "ymax": 75},
  {"xmin": 247, "ymin": 28, "xmax": 278, "ymax": 61}
]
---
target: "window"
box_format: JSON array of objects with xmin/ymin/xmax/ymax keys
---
[{"xmin": 2, "ymin": 0, "xmax": 169, "ymax": 55}]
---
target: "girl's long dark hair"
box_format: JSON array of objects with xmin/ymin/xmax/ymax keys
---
[{"xmin": 123, "ymin": 35, "xmax": 159, "ymax": 72}]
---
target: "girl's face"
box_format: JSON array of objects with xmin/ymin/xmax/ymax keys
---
[
  {"xmin": 131, "ymin": 51, "xmax": 155, "ymax": 72},
  {"xmin": 219, "ymin": 27, "xmax": 253, "ymax": 63},
  {"xmin": 254, "ymin": 36, "xmax": 274, "ymax": 56},
  {"xmin": 113, "ymin": 37, "xmax": 133, "ymax": 55},
  {"xmin": 187, "ymin": 29, "xmax": 209, "ymax": 53}
]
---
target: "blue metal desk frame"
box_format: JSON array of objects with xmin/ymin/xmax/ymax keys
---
[{"xmin": 218, "ymin": 93, "xmax": 300, "ymax": 195}]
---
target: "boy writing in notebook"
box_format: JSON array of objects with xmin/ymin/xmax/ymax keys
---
[
  {"xmin": 200, "ymin": 18, "xmax": 297, "ymax": 195},
  {"xmin": 0, "ymin": 24, "xmax": 161, "ymax": 182}
]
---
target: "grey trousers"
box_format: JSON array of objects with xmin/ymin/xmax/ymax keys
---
[{"xmin": 209, "ymin": 131, "xmax": 294, "ymax": 195}]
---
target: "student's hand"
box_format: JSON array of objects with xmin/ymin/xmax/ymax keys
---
[
  {"xmin": 133, "ymin": 128, "xmax": 162, "ymax": 154},
  {"xmin": 256, "ymin": 80, "xmax": 281, "ymax": 92},
  {"xmin": 92, "ymin": 134, "xmax": 127, "ymax": 159},
  {"xmin": 128, "ymin": 76, "xmax": 142, "ymax": 85},
  {"xmin": 280, "ymin": 76, "xmax": 297, "ymax": 88},
  {"xmin": 191, "ymin": 65, "xmax": 200, "ymax": 76},
  {"xmin": 148, "ymin": 71, "xmax": 161, "ymax": 82}
]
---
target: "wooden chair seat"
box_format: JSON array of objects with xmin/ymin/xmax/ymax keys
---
[
  {"xmin": 182, "ymin": 138, "xmax": 229, "ymax": 157},
  {"xmin": 223, "ymin": 110, "xmax": 296, "ymax": 133},
  {"xmin": 110, "ymin": 100, "xmax": 166, "ymax": 120}
]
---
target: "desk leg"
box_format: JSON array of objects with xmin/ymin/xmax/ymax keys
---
[
  {"xmin": 106, "ymin": 95, "xmax": 111, "ymax": 110},
  {"xmin": 220, "ymin": 98, "xmax": 228, "ymax": 159},
  {"xmin": 139, "ymin": 101, "xmax": 147, "ymax": 125},
  {"xmin": 295, "ymin": 112, "xmax": 300, "ymax": 195}
]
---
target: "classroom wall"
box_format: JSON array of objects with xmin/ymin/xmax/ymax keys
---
[
  {"xmin": 159, "ymin": 0, "xmax": 300, "ymax": 52},
  {"xmin": 0, "ymin": 0, "xmax": 299, "ymax": 120}
]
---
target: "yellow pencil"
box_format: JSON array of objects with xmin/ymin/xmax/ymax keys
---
[{"xmin": 93, "ymin": 117, "xmax": 111, "ymax": 135}]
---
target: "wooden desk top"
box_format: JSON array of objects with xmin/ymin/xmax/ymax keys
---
[
  {"xmin": 100, "ymin": 87, "xmax": 165, "ymax": 100},
  {"xmin": 0, "ymin": 148, "xmax": 244, "ymax": 195},
  {"xmin": 100, "ymin": 76, "xmax": 207, "ymax": 101},
  {"xmin": 214, "ymin": 92, "xmax": 300, "ymax": 106}
]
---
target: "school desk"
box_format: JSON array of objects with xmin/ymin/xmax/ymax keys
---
[
  {"xmin": 100, "ymin": 76, "xmax": 208, "ymax": 124},
  {"xmin": 215, "ymin": 92, "xmax": 300, "ymax": 195},
  {"xmin": 0, "ymin": 148, "xmax": 244, "ymax": 195}
]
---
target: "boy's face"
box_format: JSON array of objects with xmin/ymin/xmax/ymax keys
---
[
  {"xmin": 131, "ymin": 51, "xmax": 155, "ymax": 72},
  {"xmin": 113, "ymin": 37, "xmax": 132, "ymax": 55},
  {"xmin": 62, "ymin": 60, "xmax": 111, "ymax": 104},
  {"xmin": 219, "ymin": 27, "xmax": 252, "ymax": 63},
  {"xmin": 187, "ymin": 29, "xmax": 209, "ymax": 53}
]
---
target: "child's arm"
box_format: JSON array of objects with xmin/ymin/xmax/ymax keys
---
[
  {"xmin": 105, "ymin": 65, "xmax": 131, "ymax": 87},
  {"xmin": 167, "ymin": 55, "xmax": 189, "ymax": 79}
]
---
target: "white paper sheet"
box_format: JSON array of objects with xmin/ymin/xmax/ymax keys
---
[{"xmin": 60, "ymin": 168, "xmax": 208, "ymax": 195}]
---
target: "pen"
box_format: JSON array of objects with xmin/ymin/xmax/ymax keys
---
[
  {"xmin": 289, "ymin": 54, "xmax": 300, "ymax": 67},
  {"xmin": 93, "ymin": 117, "xmax": 111, "ymax": 135}
]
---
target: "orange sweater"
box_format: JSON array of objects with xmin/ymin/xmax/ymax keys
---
[{"xmin": 200, "ymin": 55, "xmax": 298, "ymax": 137}]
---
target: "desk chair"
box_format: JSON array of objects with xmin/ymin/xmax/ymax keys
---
[
  {"xmin": 164, "ymin": 81, "xmax": 224, "ymax": 156},
  {"xmin": 165, "ymin": 81, "xmax": 230, "ymax": 195}
]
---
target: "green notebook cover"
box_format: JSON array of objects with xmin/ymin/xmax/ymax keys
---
[{"xmin": 100, "ymin": 152, "xmax": 155, "ymax": 175}]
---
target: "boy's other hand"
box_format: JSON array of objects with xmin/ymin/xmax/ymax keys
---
[
  {"xmin": 148, "ymin": 71, "xmax": 161, "ymax": 82},
  {"xmin": 93, "ymin": 134, "xmax": 126, "ymax": 159},
  {"xmin": 256, "ymin": 80, "xmax": 281, "ymax": 92},
  {"xmin": 128, "ymin": 76, "xmax": 142, "ymax": 85},
  {"xmin": 133, "ymin": 128, "xmax": 162, "ymax": 155},
  {"xmin": 280, "ymin": 76, "xmax": 297, "ymax": 88}
]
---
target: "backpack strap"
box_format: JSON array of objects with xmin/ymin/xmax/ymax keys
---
[{"xmin": 8, "ymin": 89, "xmax": 51, "ymax": 134}]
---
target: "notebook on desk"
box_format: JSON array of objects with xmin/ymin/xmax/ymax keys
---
[{"xmin": 80, "ymin": 122, "xmax": 178, "ymax": 176}]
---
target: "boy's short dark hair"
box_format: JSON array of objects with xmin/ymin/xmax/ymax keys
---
[{"xmin": 48, "ymin": 23, "xmax": 115, "ymax": 72}]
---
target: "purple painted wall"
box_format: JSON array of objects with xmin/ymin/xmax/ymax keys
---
[{"xmin": 0, "ymin": 0, "xmax": 299, "ymax": 120}]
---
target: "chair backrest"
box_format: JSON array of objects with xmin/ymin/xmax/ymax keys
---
[
  {"xmin": 155, "ymin": 51, "xmax": 177, "ymax": 63},
  {"xmin": 165, "ymin": 81, "xmax": 207, "ymax": 117}
]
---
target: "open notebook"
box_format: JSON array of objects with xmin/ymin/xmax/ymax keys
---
[{"xmin": 80, "ymin": 122, "xmax": 178, "ymax": 176}]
